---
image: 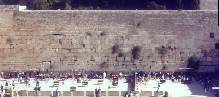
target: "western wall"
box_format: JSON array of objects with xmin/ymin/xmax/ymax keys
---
[{"xmin": 0, "ymin": 5, "xmax": 218, "ymax": 72}]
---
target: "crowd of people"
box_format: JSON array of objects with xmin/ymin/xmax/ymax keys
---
[
  {"xmin": 136, "ymin": 71, "xmax": 219, "ymax": 94},
  {"xmin": 136, "ymin": 72, "xmax": 193, "ymax": 84},
  {"xmin": 0, "ymin": 70, "xmax": 218, "ymax": 97},
  {"xmin": 193, "ymin": 72, "xmax": 215, "ymax": 92}
]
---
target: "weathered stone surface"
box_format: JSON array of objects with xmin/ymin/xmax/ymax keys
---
[
  {"xmin": 108, "ymin": 91, "xmax": 119, "ymax": 96},
  {"xmin": 40, "ymin": 91, "xmax": 51, "ymax": 96},
  {"xmin": 86, "ymin": 91, "xmax": 94, "ymax": 96},
  {"xmin": 140, "ymin": 91, "xmax": 152, "ymax": 96},
  {"xmin": 101, "ymin": 91, "xmax": 106, "ymax": 96},
  {"xmin": 72, "ymin": 91, "xmax": 84, "ymax": 96},
  {"xmin": 0, "ymin": 6, "xmax": 218, "ymax": 71},
  {"xmin": 28, "ymin": 91, "xmax": 38, "ymax": 96},
  {"xmin": 18, "ymin": 90, "xmax": 27, "ymax": 96},
  {"xmin": 63, "ymin": 91, "xmax": 71, "ymax": 96}
]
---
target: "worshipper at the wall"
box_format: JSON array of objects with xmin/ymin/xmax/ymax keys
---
[
  {"xmin": 54, "ymin": 88, "xmax": 59, "ymax": 97},
  {"xmin": 0, "ymin": 85, "xmax": 3, "ymax": 93},
  {"xmin": 12, "ymin": 81, "xmax": 15, "ymax": 89},
  {"xmin": 103, "ymin": 72, "xmax": 107, "ymax": 79},
  {"xmin": 36, "ymin": 80, "xmax": 39, "ymax": 87},
  {"xmin": 5, "ymin": 81, "xmax": 8, "ymax": 88},
  {"xmin": 25, "ymin": 79, "xmax": 28, "ymax": 87},
  {"xmin": 95, "ymin": 88, "xmax": 98, "ymax": 97}
]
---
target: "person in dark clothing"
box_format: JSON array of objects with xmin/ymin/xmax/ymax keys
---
[
  {"xmin": 36, "ymin": 80, "xmax": 39, "ymax": 87},
  {"xmin": 95, "ymin": 88, "xmax": 98, "ymax": 95},
  {"xmin": 95, "ymin": 88, "xmax": 97, "ymax": 91},
  {"xmin": 53, "ymin": 88, "xmax": 58, "ymax": 97},
  {"xmin": 12, "ymin": 81, "xmax": 15, "ymax": 89},
  {"xmin": 0, "ymin": 85, "xmax": 3, "ymax": 93},
  {"xmin": 5, "ymin": 82, "xmax": 8, "ymax": 87}
]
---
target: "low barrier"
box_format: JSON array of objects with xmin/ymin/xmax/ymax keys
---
[{"xmin": 11, "ymin": 90, "xmax": 163, "ymax": 97}]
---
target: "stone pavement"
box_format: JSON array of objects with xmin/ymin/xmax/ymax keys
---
[{"xmin": 0, "ymin": 77, "xmax": 215, "ymax": 97}]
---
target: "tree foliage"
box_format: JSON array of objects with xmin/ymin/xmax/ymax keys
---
[
  {"xmin": 132, "ymin": 46, "xmax": 141, "ymax": 60},
  {"xmin": 146, "ymin": 1, "xmax": 166, "ymax": 10},
  {"xmin": 99, "ymin": 62, "xmax": 108, "ymax": 69},
  {"xmin": 0, "ymin": 0, "xmax": 200, "ymax": 10},
  {"xmin": 187, "ymin": 55, "xmax": 201, "ymax": 71},
  {"xmin": 112, "ymin": 44, "xmax": 120, "ymax": 54},
  {"xmin": 1, "ymin": 0, "xmax": 19, "ymax": 5},
  {"xmin": 27, "ymin": 0, "xmax": 66, "ymax": 10},
  {"xmin": 157, "ymin": 46, "xmax": 168, "ymax": 55}
]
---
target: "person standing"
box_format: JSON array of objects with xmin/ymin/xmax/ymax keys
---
[
  {"xmin": 54, "ymin": 88, "xmax": 58, "ymax": 97},
  {"xmin": 5, "ymin": 81, "xmax": 8, "ymax": 89},
  {"xmin": 12, "ymin": 80, "xmax": 15, "ymax": 89},
  {"xmin": 95, "ymin": 88, "xmax": 98, "ymax": 97},
  {"xmin": 25, "ymin": 78, "xmax": 28, "ymax": 87},
  {"xmin": 103, "ymin": 72, "xmax": 107, "ymax": 79},
  {"xmin": 36, "ymin": 80, "xmax": 39, "ymax": 87},
  {"xmin": 0, "ymin": 85, "xmax": 3, "ymax": 93}
]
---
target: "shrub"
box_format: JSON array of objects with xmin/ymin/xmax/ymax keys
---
[
  {"xmin": 100, "ymin": 62, "xmax": 108, "ymax": 69},
  {"xmin": 187, "ymin": 55, "xmax": 201, "ymax": 71},
  {"xmin": 157, "ymin": 46, "xmax": 168, "ymax": 55},
  {"xmin": 49, "ymin": 64, "xmax": 53, "ymax": 69},
  {"xmin": 162, "ymin": 65, "xmax": 167, "ymax": 70},
  {"xmin": 86, "ymin": 32, "xmax": 92, "ymax": 36},
  {"xmin": 100, "ymin": 32, "xmax": 106, "ymax": 36},
  {"xmin": 6, "ymin": 38, "xmax": 12, "ymax": 44},
  {"xmin": 118, "ymin": 52, "xmax": 124, "ymax": 57},
  {"xmin": 112, "ymin": 44, "xmax": 120, "ymax": 54},
  {"xmin": 132, "ymin": 46, "xmax": 142, "ymax": 60}
]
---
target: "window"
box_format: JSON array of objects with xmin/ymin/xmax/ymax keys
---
[
  {"xmin": 215, "ymin": 43, "xmax": 219, "ymax": 49},
  {"xmin": 210, "ymin": 32, "xmax": 214, "ymax": 38}
]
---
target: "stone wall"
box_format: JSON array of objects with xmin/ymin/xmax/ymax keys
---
[{"xmin": 0, "ymin": 6, "xmax": 218, "ymax": 71}]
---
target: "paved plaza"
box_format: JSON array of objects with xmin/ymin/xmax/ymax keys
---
[
  {"xmin": 0, "ymin": 77, "xmax": 215, "ymax": 97},
  {"xmin": 136, "ymin": 79, "xmax": 214, "ymax": 97}
]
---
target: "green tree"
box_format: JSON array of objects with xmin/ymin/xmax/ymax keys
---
[
  {"xmin": 28, "ymin": 0, "xmax": 65, "ymax": 10},
  {"xmin": 146, "ymin": 1, "xmax": 166, "ymax": 10},
  {"xmin": 132, "ymin": 46, "xmax": 142, "ymax": 60},
  {"xmin": 2, "ymin": 0, "xmax": 18, "ymax": 5},
  {"xmin": 187, "ymin": 55, "xmax": 201, "ymax": 71}
]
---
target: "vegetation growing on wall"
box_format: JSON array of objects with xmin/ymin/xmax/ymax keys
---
[
  {"xmin": 86, "ymin": 32, "xmax": 92, "ymax": 36},
  {"xmin": 146, "ymin": 1, "xmax": 166, "ymax": 10},
  {"xmin": 162, "ymin": 65, "xmax": 167, "ymax": 70},
  {"xmin": 6, "ymin": 37, "xmax": 12, "ymax": 44},
  {"xmin": 99, "ymin": 62, "xmax": 108, "ymax": 70},
  {"xmin": 132, "ymin": 46, "xmax": 142, "ymax": 60},
  {"xmin": 112, "ymin": 44, "xmax": 120, "ymax": 54},
  {"xmin": 187, "ymin": 55, "xmax": 201, "ymax": 71},
  {"xmin": 118, "ymin": 52, "xmax": 124, "ymax": 57},
  {"xmin": 0, "ymin": 0, "xmax": 200, "ymax": 10},
  {"xmin": 157, "ymin": 46, "xmax": 168, "ymax": 55},
  {"xmin": 100, "ymin": 31, "xmax": 106, "ymax": 36},
  {"xmin": 49, "ymin": 64, "xmax": 53, "ymax": 69}
]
